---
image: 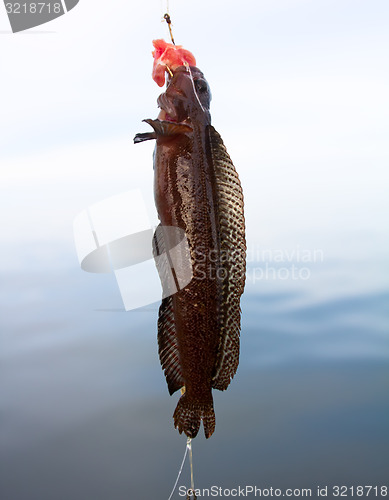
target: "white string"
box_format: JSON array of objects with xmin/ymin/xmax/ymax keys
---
[
  {"xmin": 160, "ymin": 0, "xmax": 168, "ymax": 21},
  {"xmin": 167, "ymin": 438, "xmax": 189, "ymax": 500},
  {"xmin": 188, "ymin": 437, "xmax": 195, "ymax": 494},
  {"xmin": 186, "ymin": 65, "xmax": 210, "ymax": 125}
]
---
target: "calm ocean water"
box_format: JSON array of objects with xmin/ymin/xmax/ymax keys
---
[{"xmin": 1, "ymin": 244, "xmax": 388, "ymax": 499}]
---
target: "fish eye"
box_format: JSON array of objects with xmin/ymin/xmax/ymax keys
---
[{"xmin": 194, "ymin": 79, "xmax": 208, "ymax": 93}]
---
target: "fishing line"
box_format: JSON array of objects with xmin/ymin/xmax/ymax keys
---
[
  {"xmin": 188, "ymin": 437, "xmax": 195, "ymax": 497},
  {"xmin": 167, "ymin": 438, "xmax": 189, "ymax": 500},
  {"xmin": 160, "ymin": 6, "xmax": 196, "ymax": 499},
  {"xmin": 186, "ymin": 65, "xmax": 211, "ymax": 127}
]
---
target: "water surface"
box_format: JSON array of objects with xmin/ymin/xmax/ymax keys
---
[{"xmin": 1, "ymin": 247, "xmax": 388, "ymax": 499}]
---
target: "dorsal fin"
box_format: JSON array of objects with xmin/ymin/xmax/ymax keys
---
[{"xmin": 207, "ymin": 125, "xmax": 246, "ymax": 391}]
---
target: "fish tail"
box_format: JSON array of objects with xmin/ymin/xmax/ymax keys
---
[{"xmin": 173, "ymin": 393, "xmax": 215, "ymax": 439}]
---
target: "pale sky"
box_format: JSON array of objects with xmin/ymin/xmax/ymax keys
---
[{"xmin": 1, "ymin": 0, "xmax": 388, "ymax": 271}]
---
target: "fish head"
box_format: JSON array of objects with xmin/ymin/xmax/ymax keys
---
[{"xmin": 157, "ymin": 66, "xmax": 212, "ymax": 126}]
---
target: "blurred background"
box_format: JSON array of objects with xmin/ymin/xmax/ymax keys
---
[{"xmin": 1, "ymin": 0, "xmax": 388, "ymax": 498}]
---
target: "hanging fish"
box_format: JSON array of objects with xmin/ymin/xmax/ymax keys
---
[{"xmin": 134, "ymin": 39, "xmax": 246, "ymax": 439}]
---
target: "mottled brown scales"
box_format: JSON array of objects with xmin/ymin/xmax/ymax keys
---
[{"xmin": 134, "ymin": 65, "xmax": 246, "ymax": 438}]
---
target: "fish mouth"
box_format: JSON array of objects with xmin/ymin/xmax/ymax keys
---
[
  {"xmin": 157, "ymin": 93, "xmax": 190, "ymax": 125},
  {"xmin": 157, "ymin": 109, "xmax": 191, "ymax": 125}
]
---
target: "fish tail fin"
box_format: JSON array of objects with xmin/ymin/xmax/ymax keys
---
[{"xmin": 173, "ymin": 393, "xmax": 215, "ymax": 439}]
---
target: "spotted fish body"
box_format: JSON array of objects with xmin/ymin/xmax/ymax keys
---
[{"xmin": 134, "ymin": 64, "xmax": 246, "ymax": 439}]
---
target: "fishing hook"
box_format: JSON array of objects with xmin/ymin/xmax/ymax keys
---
[{"xmin": 164, "ymin": 13, "xmax": 175, "ymax": 45}]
